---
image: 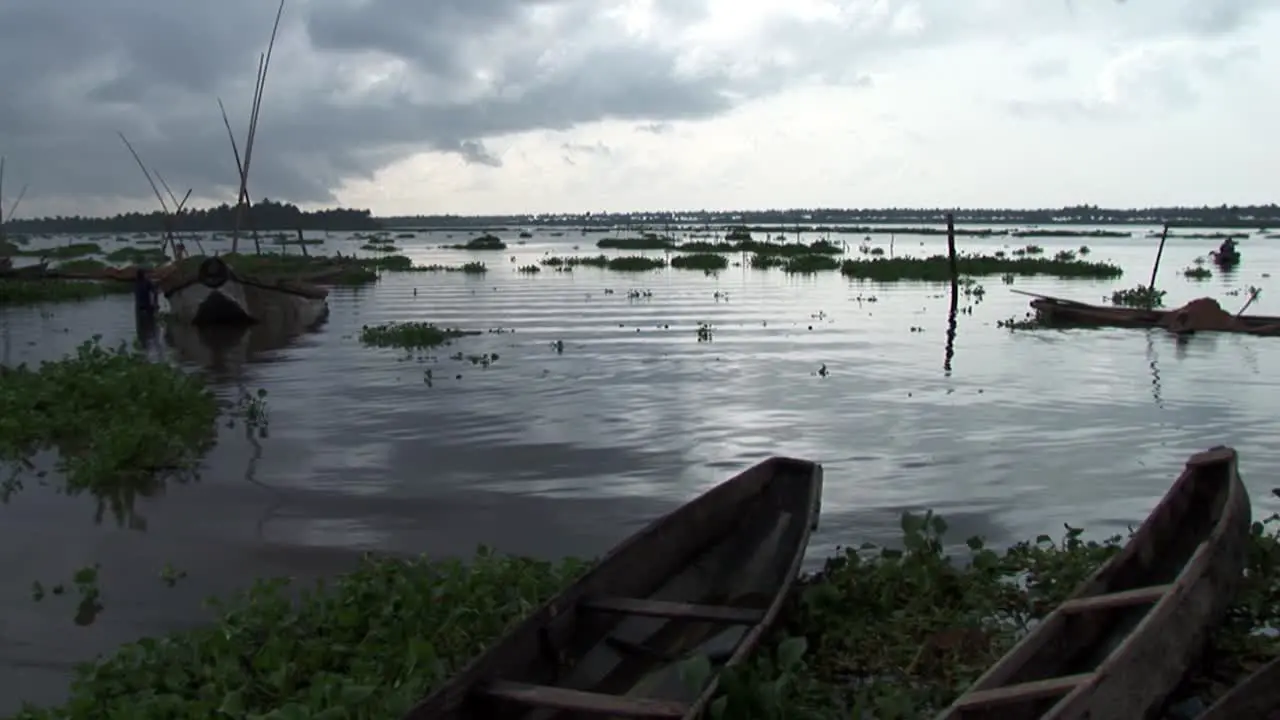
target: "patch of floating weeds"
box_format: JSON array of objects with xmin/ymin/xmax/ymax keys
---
[
  {"xmin": 626, "ymin": 289, "xmax": 653, "ymax": 299},
  {"xmin": 783, "ymin": 254, "xmax": 842, "ymax": 274},
  {"xmin": 671, "ymin": 253, "xmax": 729, "ymax": 271},
  {"xmin": 597, "ymin": 234, "xmax": 675, "ymax": 250},
  {"xmin": 608, "ymin": 256, "xmax": 665, "ymax": 271},
  {"xmin": 998, "ymin": 312, "xmax": 1045, "ymax": 330},
  {"xmin": 31, "ymin": 564, "xmax": 104, "ymax": 627},
  {"xmin": 1184, "ymin": 265, "xmax": 1213, "ymax": 280},
  {"xmin": 839, "ymin": 254, "xmax": 1123, "ymax": 282},
  {"xmin": 1111, "ymin": 285, "xmax": 1166, "ymax": 308},
  {"xmin": 1078, "ymin": 245, "xmax": 1091, "ymax": 255},
  {"xmin": 358, "ymin": 322, "xmax": 481, "ymax": 350},
  {"xmin": 13, "ymin": 242, "xmax": 102, "ymax": 259},
  {"xmin": 230, "ymin": 388, "xmax": 270, "ymax": 437},
  {"xmin": 360, "ymin": 242, "xmax": 401, "ymax": 252},
  {"xmin": 680, "ymin": 239, "xmax": 843, "ymax": 256},
  {"xmin": 18, "ymin": 512, "xmax": 1276, "ymax": 717},
  {"xmin": 516, "ymin": 264, "xmax": 541, "ymax": 274},
  {"xmin": 0, "ymin": 279, "xmax": 133, "ymax": 306},
  {"xmin": 1011, "ymin": 244, "xmax": 1044, "ymax": 256},
  {"xmin": 697, "ymin": 322, "xmax": 714, "ymax": 341},
  {"xmin": 104, "ymin": 246, "xmax": 168, "ymax": 265},
  {"xmin": 0, "ymin": 337, "xmax": 222, "ymax": 528},
  {"xmin": 446, "ymin": 234, "xmax": 507, "ymax": 250}
]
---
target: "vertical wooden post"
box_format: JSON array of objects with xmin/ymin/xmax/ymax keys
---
[
  {"xmin": 944, "ymin": 213, "xmax": 959, "ymax": 374},
  {"xmin": 1147, "ymin": 223, "xmax": 1169, "ymax": 292}
]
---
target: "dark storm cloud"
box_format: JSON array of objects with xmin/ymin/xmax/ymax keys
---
[{"xmin": 0, "ymin": 0, "xmax": 779, "ymax": 213}]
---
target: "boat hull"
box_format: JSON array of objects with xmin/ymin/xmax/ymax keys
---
[
  {"xmin": 404, "ymin": 456, "xmax": 824, "ymax": 720},
  {"xmin": 938, "ymin": 447, "xmax": 1251, "ymax": 720},
  {"xmin": 1029, "ymin": 296, "xmax": 1280, "ymax": 335},
  {"xmin": 1196, "ymin": 656, "xmax": 1280, "ymax": 720},
  {"xmin": 162, "ymin": 257, "xmax": 329, "ymax": 328}
]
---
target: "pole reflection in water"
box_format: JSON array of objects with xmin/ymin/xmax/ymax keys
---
[
  {"xmin": 1145, "ymin": 330, "xmax": 1164, "ymax": 410},
  {"xmin": 943, "ymin": 284, "xmax": 959, "ymax": 375}
]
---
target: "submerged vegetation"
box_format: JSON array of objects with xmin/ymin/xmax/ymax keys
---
[{"xmin": 11, "ymin": 510, "xmax": 1277, "ymax": 719}]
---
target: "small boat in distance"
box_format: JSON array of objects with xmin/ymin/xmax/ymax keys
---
[
  {"xmin": 937, "ymin": 446, "xmax": 1251, "ymax": 720},
  {"xmin": 1210, "ymin": 238, "xmax": 1241, "ymax": 268},
  {"xmin": 1195, "ymin": 655, "xmax": 1280, "ymax": 720},
  {"xmin": 403, "ymin": 456, "xmax": 824, "ymax": 720},
  {"xmin": 160, "ymin": 256, "xmax": 329, "ymax": 327}
]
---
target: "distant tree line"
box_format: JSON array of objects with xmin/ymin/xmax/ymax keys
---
[
  {"xmin": 7, "ymin": 198, "xmax": 381, "ymax": 234},
  {"xmin": 383, "ymin": 204, "xmax": 1280, "ymax": 230}
]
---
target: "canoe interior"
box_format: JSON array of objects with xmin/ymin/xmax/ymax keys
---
[
  {"xmin": 406, "ymin": 456, "xmax": 822, "ymax": 720},
  {"xmin": 944, "ymin": 448, "xmax": 1246, "ymax": 720}
]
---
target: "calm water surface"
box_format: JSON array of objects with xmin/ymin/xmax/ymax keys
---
[{"xmin": 2, "ymin": 226, "xmax": 1279, "ymax": 711}]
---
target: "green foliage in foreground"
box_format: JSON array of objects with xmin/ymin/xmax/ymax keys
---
[
  {"xmin": 358, "ymin": 321, "xmax": 480, "ymax": 350},
  {"xmin": 0, "ymin": 339, "xmax": 222, "ymax": 527},
  {"xmin": 11, "ymin": 510, "xmax": 1277, "ymax": 719}
]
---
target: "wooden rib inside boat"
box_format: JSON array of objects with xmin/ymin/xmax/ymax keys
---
[
  {"xmin": 403, "ymin": 456, "xmax": 824, "ymax": 720},
  {"xmin": 159, "ymin": 256, "xmax": 329, "ymax": 328},
  {"xmin": 937, "ymin": 446, "xmax": 1251, "ymax": 720},
  {"xmin": 1196, "ymin": 655, "xmax": 1280, "ymax": 720}
]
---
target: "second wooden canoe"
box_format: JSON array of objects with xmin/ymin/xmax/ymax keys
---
[
  {"xmin": 937, "ymin": 446, "xmax": 1251, "ymax": 720},
  {"xmin": 403, "ymin": 456, "xmax": 824, "ymax": 720}
]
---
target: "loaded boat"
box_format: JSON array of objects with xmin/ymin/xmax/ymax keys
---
[
  {"xmin": 1026, "ymin": 294, "xmax": 1280, "ymax": 336},
  {"xmin": 159, "ymin": 256, "xmax": 329, "ymax": 327},
  {"xmin": 403, "ymin": 456, "xmax": 824, "ymax": 720},
  {"xmin": 937, "ymin": 446, "xmax": 1251, "ymax": 720}
]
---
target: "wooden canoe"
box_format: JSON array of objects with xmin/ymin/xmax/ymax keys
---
[
  {"xmin": 1028, "ymin": 295, "xmax": 1280, "ymax": 335},
  {"xmin": 160, "ymin": 256, "xmax": 329, "ymax": 327},
  {"xmin": 1196, "ymin": 656, "xmax": 1280, "ymax": 720},
  {"xmin": 403, "ymin": 456, "xmax": 824, "ymax": 720},
  {"xmin": 937, "ymin": 446, "xmax": 1251, "ymax": 720}
]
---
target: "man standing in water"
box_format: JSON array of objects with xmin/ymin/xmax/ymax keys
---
[{"xmin": 133, "ymin": 267, "xmax": 159, "ymax": 314}]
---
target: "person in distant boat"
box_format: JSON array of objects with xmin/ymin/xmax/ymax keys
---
[
  {"xmin": 134, "ymin": 267, "xmax": 159, "ymax": 314},
  {"xmin": 1218, "ymin": 238, "xmax": 1237, "ymax": 256}
]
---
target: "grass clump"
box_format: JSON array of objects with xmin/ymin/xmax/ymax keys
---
[
  {"xmin": 104, "ymin": 247, "xmax": 168, "ymax": 265},
  {"xmin": 446, "ymin": 234, "xmax": 507, "ymax": 251},
  {"xmin": 670, "ymin": 253, "xmax": 729, "ymax": 271},
  {"xmin": 359, "ymin": 322, "xmax": 480, "ymax": 350},
  {"xmin": 0, "ymin": 338, "xmax": 221, "ymax": 527},
  {"xmin": 0, "ymin": 279, "xmax": 133, "ymax": 306},
  {"xmin": 840, "ymin": 254, "xmax": 1123, "ymax": 282},
  {"xmin": 539, "ymin": 255, "xmax": 663, "ymax": 271}
]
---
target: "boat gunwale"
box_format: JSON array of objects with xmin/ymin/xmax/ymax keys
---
[
  {"xmin": 937, "ymin": 446, "xmax": 1251, "ymax": 720},
  {"xmin": 401, "ymin": 456, "xmax": 823, "ymax": 720},
  {"xmin": 1195, "ymin": 655, "xmax": 1280, "ymax": 719}
]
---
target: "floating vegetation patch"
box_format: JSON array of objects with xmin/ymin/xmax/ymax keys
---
[
  {"xmin": 13, "ymin": 242, "xmax": 102, "ymax": 259},
  {"xmin": 597, "ymin": 234, "xmax": 675, "ymax": 250},
  {"xmin": 0, "ymin": 338, "xmax": 221, "ymax": 527},
  {"xmin": 104, "ymin": 246, "xmax": 168, "ymax": 265},
  {"xmin": 670, "ymin": 253, "xmax": 729, "ymax": 271},
  {"xmin": 1184, "ymin": 265, "xmax": 1213, "ymax": 280},
  {"xmin": 358, "ymin": 321, "xmax": 481, "ymax": 350},
  {"xmin": 360, "ymin": 242, "xmax": 401, "ymax": 253},
  {"xmin": 446, "ymin": 234, "xmax": 507, "ymax": 251},
  {"xmin": 516, "ymin": 264, "xmax": 541, "ymax": 274},
  {"xmin": 0, "ymin": 279, "xmax": 133, "ymax": 306},
  {"xmin": 839, "ymin": 254, "xmax": 1123, "ymax": 282},
  {"xmin": 680, "ymin": 239, "xmax": 843, "ymax": 257},
  {"xmin": 1111, "ymin": 285, "xmax": 1166, "ymax": 308}
]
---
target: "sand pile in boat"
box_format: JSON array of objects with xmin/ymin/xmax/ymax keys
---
[{"xmin": 1161, "ymin": 298, "xmax": 1238, "ymax": 332}]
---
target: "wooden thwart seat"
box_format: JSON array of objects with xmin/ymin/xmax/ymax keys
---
[
  {"xmin": 954, "ymin": 672, "xmax": 1094, "ymax": 709},
  {"xmin": 1057, "ymin": 584, "xmax": 1173, "ymax": 614},
  {"xmin": 480, "ymin": 681, "xmax": 688, "ymax": 718},
  {"xmin": 578, "ymin": 596, "xmax": 765, "ymax": 624}
]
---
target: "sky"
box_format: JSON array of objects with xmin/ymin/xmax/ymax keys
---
[{"xmin": 0, "ymin": 0, "xmax": 1277, "ymax": 219}]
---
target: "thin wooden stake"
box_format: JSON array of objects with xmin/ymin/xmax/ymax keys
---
[{"xmin": 1147, "ymin": 223, "xmax": 1169, "ymax": 293}]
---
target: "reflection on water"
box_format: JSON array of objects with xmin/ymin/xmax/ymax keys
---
[
  {"xmin": 3, "ymin": 228, "xmax": 1280, "ymax": 712},
  {"xmin": 163, "ymin": 312, "xmax": 326, "ymax": 379}
]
